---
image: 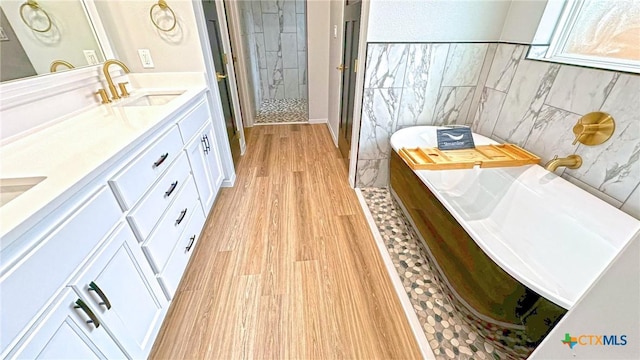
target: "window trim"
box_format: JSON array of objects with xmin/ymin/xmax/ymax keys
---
[{"xmin": 528, "ymin": 0, "xmax": 640, "ymax": 74}]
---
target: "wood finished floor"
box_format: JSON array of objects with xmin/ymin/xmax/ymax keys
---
[{"xmin": 150, "ymin": 124, "xmax": 421, "ymax": 359}]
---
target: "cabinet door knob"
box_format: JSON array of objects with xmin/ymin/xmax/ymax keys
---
[
  {"xmin": 165, "ymin": 181, "xmax": 178, "ymax": 197},
  {"xmin": 74, "ymin": 299, "xmax": 100, "ymax": 328},
  {"xmin": 88, "ymin": 281, "xmax": 111, "ymax": 310},
  {"xmin": 176, "ymin": 208, "xmax": 188, "ymax": 225},
  {"xmin": 154, "ymin": 153, "xmax": 169, "ymax": 168},
  {"xmin": 186, "ymin": 235, "xmax": 196, "ymax": 252}
]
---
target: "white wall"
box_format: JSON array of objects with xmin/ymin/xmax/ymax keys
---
[
  {"xmin": 307, "ymin": 0, "xmax": 330, "ymax": 122},
  {"xmin": 366, "ymin": 0, "xmax": 511, "ymax": 42},
  {"xmin": 366, "ymin": 0, "xmax": 547, "ymax": 44},
  {"xmin": 530, "ymin": 231, "xmax": 640, "ymax": 359},
  {"xmin": 500, "ymin": 0, "xmax": 548, "ymax": 43},
  {"xmin": 95, "ymin": 0, "xmax": 204, "ymax": 72},
  {"xmin": 327, "ymin": 0, "xmax": 344, "ymax": 144}
]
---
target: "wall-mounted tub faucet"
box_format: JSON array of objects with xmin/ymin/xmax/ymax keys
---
[{"xmin": 544, "ymin": 155, "xmax": 582, "ymax": 172}]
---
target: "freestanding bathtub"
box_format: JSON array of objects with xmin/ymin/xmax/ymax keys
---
[{"xmin": 389, "ymin": 126, "xmax": 640, "ymax": 356}]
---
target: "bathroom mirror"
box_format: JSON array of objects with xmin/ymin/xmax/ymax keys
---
[
  {"xmin": 528, "ymin": 0, "xmax": 640, "ymax": 74},
  {"xmin": 0, "ymin": 0, "xmax": 105, "ymax": 82}
]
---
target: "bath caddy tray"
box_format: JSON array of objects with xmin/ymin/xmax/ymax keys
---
[{"xmin": 398, "ymin": 144, "xmax": 540, "ymax": 170}]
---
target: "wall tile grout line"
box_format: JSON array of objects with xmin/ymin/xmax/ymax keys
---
[{"xmin": 621, "ymin": 182, "xmax": 640, "ymax": 210}]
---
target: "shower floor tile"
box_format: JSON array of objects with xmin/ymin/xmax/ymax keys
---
[
  {"xmin": 360, "ymin": 187, "xmax": 535, "ymax": 360},
  {"xmin": 255, "ymin": 98, "xmax": 308, "ymax": 124}
]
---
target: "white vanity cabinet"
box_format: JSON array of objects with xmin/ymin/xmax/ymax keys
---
[
  {"xmin": 185, "ymin": 122, "xmax": 223, "ymax": 213},
  {"xmin": 108, "ymin": 127, "xmax": 184, "ymax": 211},
  {"xmin": 69, "ymin": 223, "xmax": 167, "ymax": 359},
  {"xmin": 8, "ymin": 288, "xmax": 126, "ymax": 360},
  {"xmin": 158, "ymin": 203, "xmax": 206, "ymax": 299},
  {"xmin": 177, "ymin": 98, "xmax": 223, "ymax": 214},
  {"xmin": 0, "ymin": 187, "xmax": 122, "ymax": 357},
  {"xmin": 127, "ymin": 152, "xmax": 192, "ymax": 241},
  {"xmin": 142, "ymin": 176, "xmax": 201, "ymax": 274},
  {"xmin": 7, "ymin": 223, "xmax": 167, "ymax": 360},
  {"xmin": 1, "ymin": 90, "xmax": 226, "ymax": 359}
]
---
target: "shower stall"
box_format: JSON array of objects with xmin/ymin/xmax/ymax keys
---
[{"xmin": 234, "ymin": 0, "xmax": 308, "ymax": 124}]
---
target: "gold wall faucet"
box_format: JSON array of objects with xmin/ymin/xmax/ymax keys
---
[
  {"xmin": 50, "ymin": 60, "xmax": 74, "ymax": 72},
  {"xmin": 103, "ymin": 59, "xmax": 131, "ymax": 100},
  {"xmin": 544, "ymin": 155, "xmax": 582, "ymax": 172}
]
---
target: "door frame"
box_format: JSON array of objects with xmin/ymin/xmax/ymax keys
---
[
  {"xmin": 336, "ymin": 0, "xmax": 362, "ymax": 162},
  {"xmin": 344, "ymin": 0, "xmax": 370, "ymax": 188},
  {"xmin": 224, "ymin": 0, "xmax": 256, "ymax": 128},
  {"xmin": 192, "ymin": 0, "xmax": 246, "ymax": 187}
]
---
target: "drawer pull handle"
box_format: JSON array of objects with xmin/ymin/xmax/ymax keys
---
[
  {"xmin": 203, "ymin": 135, "xmax": 211, "ymax": 151},
  {"xmin": 201, "ymin": 136, "xmax": 208, "ymax": 155},
  {"xmin": 165, "ymin": 181, "xmax": 178, "ymax": 197},
  {"xmin": 154, "ymin": 153, "xmax": 169, "ymax": 168},
  {"xmin": 88, "ymin": 281, "xmax": 111, "ymax": 310},
  {"xmin": 176, "ymin": 208, "xmax": 188, "ymax": 225},
  {"xmin": 74, "ymin": 299, "xmax": 100, "ymax": 328},
  {"xmin": 186, "ymin": 235, "xmax": 196, "ymax": 251}
]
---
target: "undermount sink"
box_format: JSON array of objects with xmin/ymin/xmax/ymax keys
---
[
  {"xmin": 115, "ymin": 91, "xmax": 185, "ymax": 107},
  {"xmin": 0, "ymin": 176, "xmax": 47, "ymax": 207}
]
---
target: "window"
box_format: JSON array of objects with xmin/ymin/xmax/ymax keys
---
[{"xmin": 528, "ymin": 0, "xmax": 640, "ymax": 74}]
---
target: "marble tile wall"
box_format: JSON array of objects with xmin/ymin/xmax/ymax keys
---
[
  {"xmin": 239, "ymin": 0, "xmax": 307, "ymax": 102},
  {"xmin": 237, "ymin": 1, "xmax": 262, "ymax": 112},
  {"xmin": 357, "ymin": 43, "xmax": 490, "ymax": 188},
  {"xmin": 356, "ymin": 42, "xmax": 640, "ymax": 219},
  {"xmin": 473, "ymin": 44, "xmax": 639, "ymax": 218}
]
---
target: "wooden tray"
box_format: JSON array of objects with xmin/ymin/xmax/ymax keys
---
[{"xmin": 398, "ymin": 144, "xmax": 540, "ymax": 170}]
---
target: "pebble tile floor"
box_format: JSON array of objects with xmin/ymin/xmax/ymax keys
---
[
  {"xmin": 255, "ymin": 98, "xmax": 308, "ymax": 124},
  {"xmin": 360, "ymin": 188, "xmax": 536, "ymax": 360}
]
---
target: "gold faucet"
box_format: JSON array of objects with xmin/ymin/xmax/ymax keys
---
[
  {"xmin": 544, "ymin": 155, "xmax": 583, "ymax": 172},
  {"xmin": 102, "ymin": 59, "xmax": 131, "ymax": 100},
  {"xmin": 50, "ymin": 60, "xmax": 74, "ymax": 72}
]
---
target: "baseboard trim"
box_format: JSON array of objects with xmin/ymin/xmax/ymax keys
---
[
  {"xmin": 354, "ymin": 188, "xmax": 435, "ymax": 360},
  {"xmin": 221, "ymin": 172, "xmax": 236, "ymax": 188},
  {"xmin": 327, "ymin": 122, "xmax": 338, "ymax": 147},
  {"xmin": 253, "ymin": 121, "xmax": 308, "ymax": 126},
  {"xmin": 308, "ymin": 118, "xmax": 327, "ymax": 124},
  {"xmin": 240, "ymin": 138, "xmax": 246, "ymax": 155}
]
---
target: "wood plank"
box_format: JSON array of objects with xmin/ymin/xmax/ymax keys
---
[{"xmin": 150, "ymin": 124, "xmax": 422, "ymax": 359}]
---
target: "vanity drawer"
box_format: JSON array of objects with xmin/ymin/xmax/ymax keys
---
[
  {"xmin": 109, "ymin": 126, "xmax": 183, "ymax": 210},
  {"xmin": 127, "ymin": 152, "xmax": 191, "ymax": 241},
  {"xmin": 0, "ymin": 187, "xmax": 121, "ymax": 353},
  {"xmin": 177, "ymin": 99, "xmax": 210, "ymax": 144},
  {"xmin": 158, "ymin": 203, "xmax": 206, "ymax": 300},
  {"xmin": 141, "ymin": 176, "xmax": 200, "ymax": 274}
]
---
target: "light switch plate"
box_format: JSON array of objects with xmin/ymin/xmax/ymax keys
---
[
  {"xmin": 83, "ymin": 50, "xmax": 99, "ymax": 65},
  {"xmin": 138, "ymin": 49, "xmax": 155, "ymax": 68},
  {"xmin": 333, "ymin": 25, "xmax": 337, "ymax": 39}
]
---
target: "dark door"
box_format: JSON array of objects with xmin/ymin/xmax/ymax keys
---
[
  {"xmin": 202, "ymin": 0, "xmax": 240, "ymax": 164},
  {"xmin": 337, "ymin": 1, "xmax": 362, "ymax": 162}
]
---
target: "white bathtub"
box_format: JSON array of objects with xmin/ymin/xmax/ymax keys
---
[{"xmin": 390, "ymin": 126, "xmax": 640, "ymax": 310}]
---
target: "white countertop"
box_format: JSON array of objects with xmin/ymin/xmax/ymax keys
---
[
  {"xmin": 0, "ymin": 73, "xmax": 207, "ymax": 248},
  {"xmin": 390, "ymin": 126, "xmax": 640, "ymax": 309}
]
